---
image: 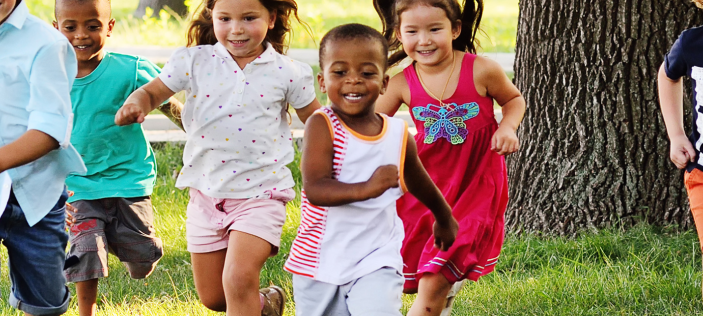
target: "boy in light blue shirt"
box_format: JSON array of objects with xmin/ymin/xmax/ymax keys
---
[{"xmin": 0, "ymin": 0, "xmax": 86, "ymax": 315}]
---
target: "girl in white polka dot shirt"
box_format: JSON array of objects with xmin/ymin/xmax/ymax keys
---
[{"xmin": 115, "ymin": 0, "xmax": 321, "ymax": 314}]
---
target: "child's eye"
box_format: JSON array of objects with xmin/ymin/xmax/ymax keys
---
[
  {"xmin": 431, "ymin": 28, "xmax": 442, "ymax": 32},
  {"xmin": 244, "ymin": 16, "xmax": 256, "ymax": 21},
  {"xmin": 362, "ymin": 72, "xmax": 376, "ymax": 77},
  {"xmin": 88, "ymin": 26, "xmax": 101, "ymax": 31},
  {"xmin": 332, "ymin": 71, "xmax": 346, "ymax": 76},
  {"xmin": 219, "ymin": 17, "xmax": 231, "ymax": 22},
  {"xmin": 64, "ymin": 26, "xmax": 75, "ymax": 31}
]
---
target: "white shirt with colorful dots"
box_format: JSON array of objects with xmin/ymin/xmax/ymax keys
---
[{"xmin": 159, "ymin": 42, "xmax": 316, "ymax": 199}]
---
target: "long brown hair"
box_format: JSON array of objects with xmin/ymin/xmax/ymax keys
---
[
  {"xmin": 374, "ymin": 0, "xmax": 483, "ymax": 67},
  {"xmin": 186, "ymin": 0, "xmax": 311, "ymax": 54}
]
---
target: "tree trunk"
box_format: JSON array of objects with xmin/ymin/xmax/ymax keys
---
[
  {"xmin": 134, "ymin": 0, "xmax": 188, "ymax": 18},
  {"xmin": 508, "ymin": 0, "xmax": 703, "ymax": 235}
]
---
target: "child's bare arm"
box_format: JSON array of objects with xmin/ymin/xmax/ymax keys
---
[
  {"xmin": 476, "ymin": 57, "xmax": 526, "ymax": 155},
  {"xmin": 0, "ymin": 130, "xmax": 59, "ymax": 173},
  {"xmin": 294, "ymin": 98, "xmax": 322, "ymax": 124},
  {"xmin": 403, "ymin": 135, "xmax": 458, "ymax": 251},
  {"xmin": 115, "ymin": 78, "xmax": 175, "ymax": 126},
  {"xmin": 658, "ymin": 62, "xmax": 695, "ymax": 169},
  {"xmin": 376, "ymin": 74, "xmax": 407, "ymax": 116},
  {"xmin": 157, "ymin": 98, "xmax": 185, "ymax": 131},
  {"xmin": 302, "ymin": 114, "xmax": 399, "ymax": 206}
]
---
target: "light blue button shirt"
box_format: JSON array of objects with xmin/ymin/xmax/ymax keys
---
[{"xmin": 0, "ymin": 2, "xmax": 86, "ymax": 226}]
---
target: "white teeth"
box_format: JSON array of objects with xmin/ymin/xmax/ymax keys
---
[
  {"xmin": 344, "ymin": 94, "xmax": 362, "ymax": 101},
  {"xmin": 76, "ymin": 46, "xmax": 88, "ymax": 49}
]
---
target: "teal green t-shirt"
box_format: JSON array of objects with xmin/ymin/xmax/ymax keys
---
[{"xmin": 66, "ymin": 52, "xmax": 159, "ymax": 202}]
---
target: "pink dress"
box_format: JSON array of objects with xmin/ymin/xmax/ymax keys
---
[{"xmin": 400, "ymin": 53, "xmax": 508, "ymax": 290}]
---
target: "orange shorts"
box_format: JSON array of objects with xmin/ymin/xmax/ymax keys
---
[{"xmin": 685, "ymin": 169, "xmax": 703, "ymax": 250}]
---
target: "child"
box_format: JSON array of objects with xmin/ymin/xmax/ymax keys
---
[
  {"xmin": 284, "ymin": 23, "xmax": 459, "ymax": 316},
  {"xmin": 53, "ymin": 0, "xmax": 183, "ymax": 315},
  {"xmin": 115, "ymin": 0, "xmax": 320, "ymax": 314},
  {"xmin": 0, "ymin": 0, "xmax": 87, "ymax": 315},
  {"xmin": 657, "ymin": 0, "xmax": 703, "ymax": 297},
  {"xmin": 374, "ymin": 0, "xmax": 526, "ymax": 315}
]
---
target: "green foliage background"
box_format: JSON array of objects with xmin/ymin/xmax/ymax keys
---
[{"xmin": 27, "ymin": 0, "xmax": 518, "ymax": 52}]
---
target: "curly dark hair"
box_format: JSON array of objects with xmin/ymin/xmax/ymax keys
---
[
  {"xmin": 319, "ymin": 23, "xmax": 389, "ymax": 70},
  {"xmin": 374, "ymin": 0, "xmax": 483, "ymax": 67},
  {"xmin": 187, "ymin": 0, "xmax": 311, "ymax": 54}
]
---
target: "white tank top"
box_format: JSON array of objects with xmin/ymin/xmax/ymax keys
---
[{"xmin": 284, "ymin": 107, "xmax": 409, "ymax": 285}]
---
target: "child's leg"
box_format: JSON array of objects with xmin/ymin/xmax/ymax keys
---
[
  {"xmin": 292, "ymin": 275, "xmax": 350, "ymax": 316},
  {"xmin": 439, "ymin": 280, "xmax": 466, "ymax": 316},
  {"xmin": 346, "ymin": 267, "xmax": 405, "ymax": 316},
  {"xmin": 2, "ymin": 190, "xmax": 71, "ymax": 316},
  {"xmin": 223, "ymin": 231, "xmax": 272, "ymax": 316},
  {"xmin": 76, "ymin": 279, "xmax": 99, "ymax": 316},
  {"xmin": 684, "ymin": 169, "xmax": 703, "ymax": 298},
  {"xmin": 407, "ymin": 273, "xmax": 452, "ymax": 316},
  {"xmin": 191, "ymin": 249, "xmax": 228, "ymax": 311}
]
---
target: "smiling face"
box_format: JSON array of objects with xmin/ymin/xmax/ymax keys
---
[
  {"xmin": 318, "ymin": 38, "xmax": 389, "ymax": 117},
  {"xmin": 212, "ymin": 0, "xmax": 275, "ymax": 66},
  {"xmin": 0, "ymin": 0, "xmax": 18, "ymax": 25},
  {"xmin": 397, "ymin": 4, "xmax": 460, "ymax": 67},
  {"xmin": 54, "ymin": 0, "xmax": 114, "ymax": 64}
]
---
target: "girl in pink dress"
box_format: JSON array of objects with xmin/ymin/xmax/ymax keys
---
[{"xmin": 374, "ymin": 0, "xmax": 526, "ymax": 315}]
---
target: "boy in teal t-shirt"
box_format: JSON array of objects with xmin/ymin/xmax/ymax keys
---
[{"xmin": 53, "ymin": 0, "xmax": 182, "ymax": 315}]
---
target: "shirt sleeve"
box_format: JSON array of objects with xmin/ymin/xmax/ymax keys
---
[
  {"xmin": 285, "ymin": 60, "xmax": 317, "ymax": 109},
  {"xmin": 159, "ymin": 46, "xmax": 192, "ymax": 93},
  {"xmin": 664, "ymin": 30, "xmax": 689, "ymax": 80},
  {"xmin": 27, "ymin": 39, "xmax": 77, "ymax": 148},
  {"xmin": 135, "ymin": 58, "xmax": 169, "ymax": 104}
]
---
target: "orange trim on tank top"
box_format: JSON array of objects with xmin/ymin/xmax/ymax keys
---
[
  {"xmin": 399, "ymin": 121, "xmax": 409, "ymax": 193},
  {"xmin": 337, "ymin": 114, "xmax": 388, "ymax": 142}
]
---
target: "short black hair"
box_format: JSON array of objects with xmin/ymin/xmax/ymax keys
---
[
  {"xmin": 55, "ymin": 0, "xmax": 112, "ymax": 19},
  {"xmin": 319, "ymin": 23, "xmax": 389, "ymax": 70}
]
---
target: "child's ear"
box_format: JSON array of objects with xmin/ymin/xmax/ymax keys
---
[
  {"xmin": 380, "ymin": 73, "xmax": 390, "ymax": 95},
  {"xmin": 317, "ymin": 72, "xmax": 327, "ymax": 93},
  {"xmin": 452, "ymin": 20, "xmax": 462, "ymax": 40},
  {"xmin": 52, "ymin": 20, "xmax": 58, "ymax": 30},
  {"xmin": 268, "ymin": 9, "xmax": 277, "ymax": 29},
  {"xmin": 107, "ymin": 18, "xmax": 115, "ymax": 37}
]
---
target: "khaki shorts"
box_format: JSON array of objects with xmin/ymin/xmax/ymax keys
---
[{"xmin": 64, "ymin": 197, "xmax": 163, "ymax": 282}]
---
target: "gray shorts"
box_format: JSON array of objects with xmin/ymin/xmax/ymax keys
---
[
  {"xmin": 292, "ymin": 267, "xmax": 404, "ymax": 316},
  {"xmin": 64, "ymin": 197, "xmax": 163, "ymax": 282}
]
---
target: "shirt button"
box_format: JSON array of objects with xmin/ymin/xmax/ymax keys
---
[
  {"xmin": 237, "ymin": 89, "xmax": 244, "ymax": 94},
  {"xmin": 245, "ymin": 68, "xmax": 252, "ymax": 74}
]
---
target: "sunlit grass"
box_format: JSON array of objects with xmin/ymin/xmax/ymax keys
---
[{"xmin": 0, "ymin": 143, "xmax": 702, "ymax": 315}]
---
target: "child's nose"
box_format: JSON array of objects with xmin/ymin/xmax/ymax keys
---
[{"xmin": 231, "ymin": 22, "xmax": 244, "ymax": 34}]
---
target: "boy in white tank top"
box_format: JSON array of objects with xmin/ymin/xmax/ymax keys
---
[{"xmin": 284, "ymin": 23, "xmax": 459, "ymax": 316}]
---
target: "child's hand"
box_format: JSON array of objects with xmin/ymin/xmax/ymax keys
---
[
  {"xmin": 364, "ymin": 165, "xmax": 400, "ymax": 199},
  {"xmin": 65, "ymin": 190, "xmax": 75, "ymax": 228},
  {"xmin": 115, "ymin": 101, "xmax": 150, "ymax": 126},
  {"xmin": 491, "ymin": 125, "xmax": 519, "ymax": 155},
  {"xmin": 433, "ymin": 216, "xmax": 458, "ymax": 251},
  {"xmin": 670, "ymin": 134, "xmax": 696, "ymax": 169}
]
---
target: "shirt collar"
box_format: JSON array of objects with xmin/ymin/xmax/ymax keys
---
[
  {"xmin": 3, "ymin": 1, "xmax": 29, "ymax": 30},
  {"xmin": 213, "ymin": 41, "xmax": 277, "ymax": 65}
]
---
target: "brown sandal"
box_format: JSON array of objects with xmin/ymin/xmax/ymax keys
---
[{"xmin": 260, "ymin": 285, "xmax": 286, "ymax": 316}]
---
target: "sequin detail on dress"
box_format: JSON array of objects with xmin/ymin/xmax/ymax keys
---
[{"xmin": 411, "ymin": 102, "xmax": 480, "ymax": 145}]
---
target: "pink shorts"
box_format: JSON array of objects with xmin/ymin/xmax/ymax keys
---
[{"xmin": 185, "ymin": 188, "xmax": 295, "ymax": 254}]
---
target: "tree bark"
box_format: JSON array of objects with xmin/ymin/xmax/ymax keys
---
[
  {"xmin": 508, "ymin": 0, "xmax": 703, "ymax": 235},
  {"xmin": 134, "ymin": 0, "xmax": 188, "ymax": 18}
]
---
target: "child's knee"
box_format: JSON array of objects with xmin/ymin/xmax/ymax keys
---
[
  {"xmin": 200, "ymin": 296, "xmax": 227, "ymax": 312},
  {"xmin": 222, "ymin": 265, "xmax": 260, "ymax": 294},
  {"xmin": 125, "ymin": 261, "xmax": 158, "ymax": 279}
]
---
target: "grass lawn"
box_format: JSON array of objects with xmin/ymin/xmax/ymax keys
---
[
  {"xmin": 27, "ymin": 0, "xmax": 518, "ymax": 52},
  {"xmin": 0, "ymin": 143, "xmax": 702, "ymax": 315}
]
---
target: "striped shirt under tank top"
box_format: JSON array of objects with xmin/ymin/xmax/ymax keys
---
[{"xmin": 284, "ymin": 107, "xmax": 409, "ymax": 285}]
